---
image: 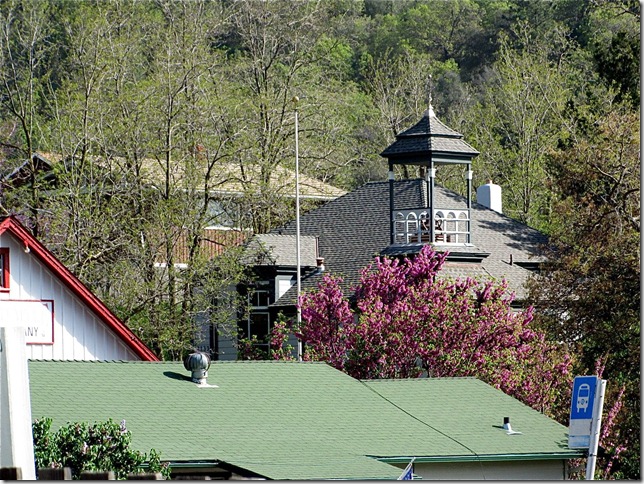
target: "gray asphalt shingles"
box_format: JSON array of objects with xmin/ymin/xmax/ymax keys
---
[{"xmin": 271, "ymin": 179, "xmax": 547, "ymax": 306}]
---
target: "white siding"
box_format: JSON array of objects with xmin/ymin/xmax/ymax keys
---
[
  {"xmin": 410, "ymin": 459, "xmax": 567, "ymax": 480},
  {"xmin": 0, "ymin": 234, "xmax": 140, "ymax": 361}
]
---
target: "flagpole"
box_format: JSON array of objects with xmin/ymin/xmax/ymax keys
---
[
  {"xmin": 397, "ymin": 457, "xmax": 415, "ymax": 480},
  {"xmin": 294, "ymin": 96, "xmax": 302, "ymax": 361}
]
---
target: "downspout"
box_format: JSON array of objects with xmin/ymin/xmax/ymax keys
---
[{"xmin": 425, "ymin": 169, "xmax": 431, "ymax": 209}]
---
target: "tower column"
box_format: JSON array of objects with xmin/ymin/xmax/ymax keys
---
[
  {"xmin": 388, "ymin": 162, "xmax": 394, "ymax": 245},
  {"xmin": 466, "ymin": 168, "xmax": 473, "ymax": 244},
  {"xmin": 429, "ymin": 163, "xmax": 435, "ymax": 243}
]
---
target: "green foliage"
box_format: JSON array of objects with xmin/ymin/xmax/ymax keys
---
[
  {"xmin": 592, "ymin": 30, "xmax": 640, "ymax": 106},
  {"xmin": 237, "ymin": 312, "xmax": 295, "ymax": 361},
  {"xmin": 585, "ymin": 1, "xmax": 640, "ymax": 105},
  {"xmin": 528, "ymin": 106, "xmax": 640, "ymax": 479},
  {"xmin": 32, "ymin": 417, "xmax": 171, "ymax": 480},
  {"xmin": 463, "ymin": 22, "xmax": 580, "ymax": 231}
]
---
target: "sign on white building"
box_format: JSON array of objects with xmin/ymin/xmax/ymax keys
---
[
  {"xmin": 0, "ymin": 216, "xmax": 157, "ymax": 361},
  {"xmin": 0, "ymin": 300, "xmax": 54, "ymax": 344}
]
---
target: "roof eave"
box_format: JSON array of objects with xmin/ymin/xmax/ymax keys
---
[
  {"xmin": 380, "ymin": 152, "xmax": 478, "ymax": 164},
  {"xmin": 375, "ymin": 452, "xmax": 584, "ymax": 464},
  {"xmin": 0, "ymin": 216, "xmax": 158, "ymax": 361}
]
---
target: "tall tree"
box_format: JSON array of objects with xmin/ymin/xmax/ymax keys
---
[
  {"xmin": 43, "ymin": 0, "xmax": 248, "ymax": 359},
  {"xmin": 464, "ymin": 23, "xmax": 583, "ymax": 231},
  {"xmin": 218, "ymin": 0, "xmax": 325, "ymax": 233},
  {"xmin": 587, "ymin": 0, "xmax": 640, "ymax": 106},
  {"xmin": 0, "ymin": 0, "xmax": 59, "ymax": 235},
  {"xmin": 527, "ymin": 105, "xmax": 640, "ymax": 478}
]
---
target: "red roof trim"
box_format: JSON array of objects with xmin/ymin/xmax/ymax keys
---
[{"xmin": 0, "ymin": 217, "xmax": 158, "ymax": 361}]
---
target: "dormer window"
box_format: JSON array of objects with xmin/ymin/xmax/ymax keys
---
[{"xmin": 0, "ymin": 248, "xmax": 9, "ymax": 291}]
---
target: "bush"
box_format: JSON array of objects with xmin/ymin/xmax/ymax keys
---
[{"xmin": 32, "ymin": 418, "xmax": 171, "ymax": 480}]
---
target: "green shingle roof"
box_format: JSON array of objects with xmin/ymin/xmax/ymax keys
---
[
  {"xmin": 28, "ymin": 360, "xmax": 580, "ymax": 480},
  {"xmin": 364, "ymin": 378, "xmax": 576, "ymax": 460}
]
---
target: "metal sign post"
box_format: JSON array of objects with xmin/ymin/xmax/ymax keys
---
[
  {"xmin": 293, "ymin": 96, "xmax": 302, "ymax": 361},
  {"xmin": 585, "ymin": 379, "xmax": 607, "ymax": 480}
]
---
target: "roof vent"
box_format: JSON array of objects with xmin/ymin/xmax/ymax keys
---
[
  {"xmin": 503, "ymin": 417, "xmax": 522, "ymax": 435},
  {"xmin": 477, "ymin": 180, "xmax": 502, "ymax": 213},
  {"xmin": 183, "ymin": 351, "xmax": 216, "ymax": 387},
  {"xmin": 316, "ymin": 257, "xmax": 325, "ymax": 273}
]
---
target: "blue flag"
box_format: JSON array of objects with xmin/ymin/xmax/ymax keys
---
[{"xmin": 397, "ymin": 459, "xmax": 415, "ymax": 480}]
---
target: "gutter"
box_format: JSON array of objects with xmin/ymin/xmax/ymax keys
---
[
  {"xmin": 373, "ymin": 452, "xmax": 584, "ymax": 464},
  {"xmin": 154, "ymin": 461, "xmax": 221, "ymax": 469}
]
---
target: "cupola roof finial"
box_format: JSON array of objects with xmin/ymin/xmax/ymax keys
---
[{"xmin": 427, "ymin": 74, "xmax": 436, "ymax": 118}]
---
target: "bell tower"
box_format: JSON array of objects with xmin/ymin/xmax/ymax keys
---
[{"xmin": 380, "ymin": 107, "xmax": 479, "ymax": 247}]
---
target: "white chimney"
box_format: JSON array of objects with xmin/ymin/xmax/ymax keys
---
[{"xmin": 477, "ymin": 180, "xmax": 502, "ymax": 213}]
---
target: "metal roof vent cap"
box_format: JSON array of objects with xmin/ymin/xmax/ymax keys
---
[
  {"xmin": 184, "ymin": 351, "xmax": 211, "ymax": 385},
  {"xmin": 503, "ymin": 417, "xmax": 522, "ymax": 435}
]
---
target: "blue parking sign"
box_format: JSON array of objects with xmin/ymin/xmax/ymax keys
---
[{"xmin": 569, "ymin": 376, "xmax": 599, "ymax": 448}]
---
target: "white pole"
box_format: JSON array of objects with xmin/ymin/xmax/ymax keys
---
[
  {"xmin": 294, "ymin": 96, "xmax": 302, "ymax": 361},
  {"xmin": 0, "ymin": 327, "xmax": 37, "ymax": 480},
  {"xmin": 585, "ymin": 379, "xmax": 607, "ymax": 480}
]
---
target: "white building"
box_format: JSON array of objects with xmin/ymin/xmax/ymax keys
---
[{"xmin": 0, "ymin": 216, "xmax": 157, "ymax": 361}]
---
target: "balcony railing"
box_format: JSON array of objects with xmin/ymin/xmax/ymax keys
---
[{"xmin": 393, "ymin": 208, "xmax": 470, "ymax": 245}]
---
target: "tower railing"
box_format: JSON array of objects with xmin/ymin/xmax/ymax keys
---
[{"xmin": 393, "ymin": 208, "xmax": 470, "ymax": 245}]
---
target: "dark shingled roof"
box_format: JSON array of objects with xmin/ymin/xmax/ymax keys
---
[
  {"xmin": 380, "ymin": 108, "xmax": 479, "ymax": 162},
  {"xmin": 270, "ymin": 180, "xmax": 548, "ymax": 307}
]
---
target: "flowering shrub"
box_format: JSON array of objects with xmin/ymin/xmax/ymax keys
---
[
  {"xmin": 32, "ymin": 418, "xmax": 171, "ymax": 479},
  {"xmin": 267, "ymin": 245, "xmax": 628, "ymax": 477},
  {"xmin": 287, "ymin": 245, "xmax": 573, "ymax": 417}
]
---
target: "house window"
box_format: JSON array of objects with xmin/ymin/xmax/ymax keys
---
[
  {"xmin": 239, "ymin": 283, "xmax": 272, "ymax": 350},
  {"xmin": 0, "ymin": 248, "xmax": 9, "ymax": 291}
]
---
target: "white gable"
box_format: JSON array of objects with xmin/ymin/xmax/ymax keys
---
[{"xmin": 0, "ymin": 232, "xmax": 142, "ymax": 361}]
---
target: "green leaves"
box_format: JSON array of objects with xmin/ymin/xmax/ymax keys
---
[
  {"xmin": 32, "ymin": 418, "xmax": 171, "ymax": 480},
  {"xmin": 528, "ymin": 105, "xmax": 640, "ymax": 479}
]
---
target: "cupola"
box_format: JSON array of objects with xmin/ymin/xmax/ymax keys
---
[{"xmin": 380, "ymin": 106, "xmax": 479, "ymax": 247}]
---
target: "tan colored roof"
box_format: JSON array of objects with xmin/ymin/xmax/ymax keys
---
[
  {"xmin": 141, "ymin": 157, "xmax": 346, "ymax": 200},
  {"xmin": 37, "ymin": 152, "xmax": 346, "ymax": 201}
]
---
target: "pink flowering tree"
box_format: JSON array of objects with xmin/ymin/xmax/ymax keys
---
[
  {"xmin": 273, "ymin": 245, "xmax": 573, "ymax": 417},
  {"xmin": 267, "ymin": 245, "xmax": 629, "ymax": 477}
]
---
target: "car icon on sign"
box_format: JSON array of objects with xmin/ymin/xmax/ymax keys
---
[{"xmin": 576, "ymin": 383, "xmax": 591, "ymax": 413}]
